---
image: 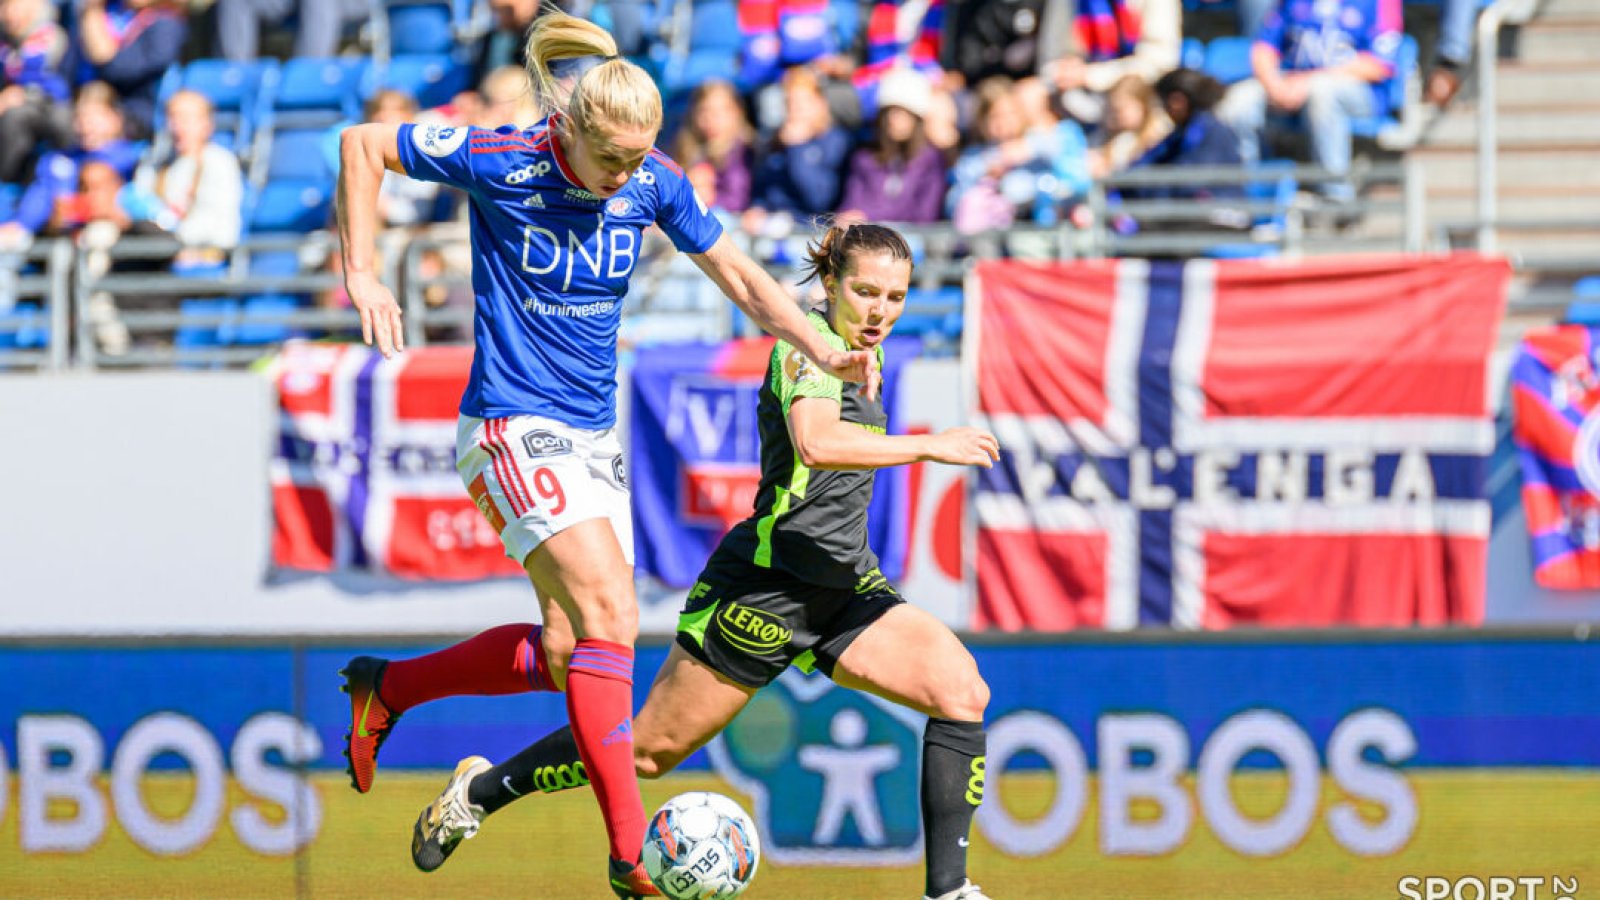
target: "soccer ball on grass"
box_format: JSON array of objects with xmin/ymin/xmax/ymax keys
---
[{"xmin": 641, "ymin": 791, "xmax": 761, "ymax": 899}]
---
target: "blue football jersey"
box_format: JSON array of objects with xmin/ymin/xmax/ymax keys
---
[{"xmin": 397, "ymin": 117, "xmax": 724, "ymax": 429}]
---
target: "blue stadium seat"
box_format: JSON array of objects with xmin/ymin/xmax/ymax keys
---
[
  {"xmin": 689, "ymin": 0, "xmax": 741, "ymax": 53},
  {"xmin": 176, "ymin": 298, "xmax": 241, "ymax": 348},
  {"xmin": 235, "ymin": 294, "xmax": 302, "ymax": 345},
  {"xmin": 830, "ymin": 0, "xmax": 861, "ymax": 50},
  {"xmin": 0, "ymin": 303, "xmax": 47, "ymax": 350},
  {"xmin": 248, "ymin": 181, "xmax": 334, "ymax": 233},
  {"xmin": 1564, "ymin": 276, "xmax": 1600, "ymax": 325},
  {"xmin": 367, "ymin": 54, "xmax": 473, "ymax": 110},
  {"xmin": 896, "ymin": 285, "xmax": 964, "ymax": 339},
  {"xmin": 1203, "ymin": 36, "xmax": 1256, "ymax": 86},
  {"xmin": 272, "ymin": 58, "xmax": 366, "ymax": 128},
  {"xmin": 1181, "ymin": 37, "xmax": 1205, "ymax": 71},
  {"xmin": 0, "ymin": 183, "xmax": 20, "ymax": 221},
  {"xmin": 266, "ymin": 128, "xmax": 336, "ymax": 183},
  {"xmin": 667, "ymin": 49, "xmax": 738, "ymax": 93},
  {"xmin": 386, "ymin": 2, "xmax": 456, "ymax": 56}
]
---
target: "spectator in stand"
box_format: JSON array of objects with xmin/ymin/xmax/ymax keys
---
[
  {"xmin": 739, "ymin": 0, "xmax": 862, "ymax": 131},
  {"xmin": 122, "ymin": 89, "xmax": 244, "ymax": 263},
  {"xmin": 1127, "ymin": 67, "xmax": 1241, "ymax": 199},
  {"xmin": 479, "ymin": 0, "xmax": 536, "ymax": 75},
  {"xmin": 1427, "ymin": 0, "xmax": 1479, "ymax": 106},
  {"xmin": 0, "ymin": 0, "xmax": 72, "ymax": 184},
  {"xmin": 923, "ymin": 83, "xmax": 964, "ymax": 164},
  {"xmin": 839, "ymin": 68, "xmax": 947, "ymax": 223},
  {"xmin": 1036, "ymin": 0, "xmax": 1181, "ymax": 125},
  {"xmin": 670, "ymin": 79, "xmax": 754, "ymax": 214},
  {"xmin": 942, "ymin": 0, "xmax": 1049, "ymax": 84},
  {"xmin": 474, "ymin": 65, "xmax": 541, "ymax": 129},
  {"xmin": 67, "ymin": 0, "xmax": 187, "ymax": 139},
  {"xmin": 1088, "ymin": 72, "xmax": 1169, "ymax": 177},
  {"xmin": 362, "ymin": 89, "xmax": 441, "ymax": 229},
  {"xmin": 477, "ymin": 0, "xmax": 644, "ymax": 82},
  {"xmin": 0, "ymin": 82, "xmax": 139, "ymax": 245},
  {"xmin": 947, "ymin": 75, "xmax": 1090, "ymax": 232},
  {"xmin": 1216, "ymin": 0, "xmax": 1402, "ymax": 203},
  {"xmin": 744, "ymin": 66, "xmax": 851, "ymax": 235},
  {"xmin": 215, "ymin": 0, "xmax": 366, "ymax": 61}
]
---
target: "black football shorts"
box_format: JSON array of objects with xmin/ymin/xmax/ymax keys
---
[{"xmin": 674, "ymin": 548, "xmax": 904, "ymax": 688}]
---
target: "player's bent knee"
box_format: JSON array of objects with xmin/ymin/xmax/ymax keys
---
[
  {"xmin": 568, "ymin": 590, "xmax": 640, "ymax": 643},
  {"xmin": 932, "ymin": 674, "xmax": 990, "ymax": 723}
]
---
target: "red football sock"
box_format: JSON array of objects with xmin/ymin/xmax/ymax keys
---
[
  {"xmin": 566, "ymin": 638, "xmax": 645, "ymax": 864},
  {"xmin": 378, "ymin": 623, "xmax": 558, "ymax": 713}
]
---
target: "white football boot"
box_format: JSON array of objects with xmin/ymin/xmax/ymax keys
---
[
  {"xmin": 411, "ymin": 755, "xmax": 491, "ymax": 872},
  {"xmin": 925, "ymin": 880, "xmax": 993, "ymax": 900}
]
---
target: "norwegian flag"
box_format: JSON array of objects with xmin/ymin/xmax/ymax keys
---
[
  {"xmin": 1511, "ymin": 325, "xmax": 1600, "ymax": 589},
  {"xmin": 270, "ymin": 342, "xmax": 523, "ymax": 580},
  {"xmin": 971, "ymin": 255, "xmax": 1509, "ymax": 630}
]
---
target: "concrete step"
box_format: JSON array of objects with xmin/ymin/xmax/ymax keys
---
[
  {"xmin": 1407, "ymin": 147, "xmax": 1600, "ymax": 190},
  {"xmin": 1424, "ymin": 188, "xmax": 1600, "ymax": 221},
  {"xmin": 1532, "ymin": 0, "xmax": 1600, "ymax": 20},
  {"xmin": 1492, "ymin": 63, "xmax": 1600, "ymax": 104},
  {"xmin": 1495, "ymin": 231, "xmax": 1600, "ymax": 260},
  {"xmin": 1427, "ymin": 104, "xmax": 1600, "ymax": 146},
  {"xmin": 1510, "ymin": 21, "xmax": 1600, "ymax": 60}
]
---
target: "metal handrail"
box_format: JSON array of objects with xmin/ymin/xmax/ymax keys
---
[
  {"xmin": 0, "ymin": 238, "xmax": 73, "ymax": 370},
  {"xmin": 1475, "ymin": 0, "xmax": 1542, "ymax": 254}
]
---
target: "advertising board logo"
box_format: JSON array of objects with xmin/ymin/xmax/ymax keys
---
[
  {"xmin": 666, "ymin": 376, "xmax": 763, "ymax": 529},
  {"xmin": 715, "ymin": 601, "xmax": 793, "ymax": 655},
  {"xmin": 708, "ymin": 671, "xmax": 924, "ymax": 865}
]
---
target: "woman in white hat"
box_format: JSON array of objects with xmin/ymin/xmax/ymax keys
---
[{"xmin": 838, "ymin": 68, "xmax": 948, "ymax": 224}]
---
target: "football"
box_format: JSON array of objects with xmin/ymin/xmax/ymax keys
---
[{"xmin": 641, "ymin": 791, "xmax": 761, "ymax": 900}]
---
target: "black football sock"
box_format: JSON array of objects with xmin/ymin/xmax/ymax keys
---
[
  {"xmin": 466, "ymin": 725, "xmax": 589, "ymax": 815},
  {"xmin": 922, "ymin": 718, "xmax": 986, "ymax": 898}
]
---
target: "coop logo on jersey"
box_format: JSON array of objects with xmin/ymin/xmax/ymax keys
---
[
  {"xmin": 413, "ymin": 123, "xmax": 468, "ymax": 158},
  {"xmin": 708, "ymin": 672, "xmax": 924, "ymax": 865},
  {"xmin": 522, "ymin": 429, "xmax": 573, "ymax": 458},
  {"xmin": 507, "ymin": 161, "xmax": 551, "ymax": 185},
  {"xmin": 715, "ymin": 601, "xmax": 793, "ymax": 654},
  {"xmin": 606, "ymin": 197, "xmax": 632, "ymax": 216}
]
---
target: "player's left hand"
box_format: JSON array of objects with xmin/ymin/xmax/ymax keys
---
[{"xmin": 822, "ymin": 348, "xmax": 881, "ymax": 400}]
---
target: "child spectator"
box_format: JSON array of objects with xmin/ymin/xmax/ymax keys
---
[
  {"xmin": 745, "ymin": 66, "xmax": 851, "ymax": 234},
  {"xmin": 1127, "ymin": 68, "xmax": 1242, "ymax": 201},
  {"xmin": 363, "ymin": 89, "xmax": 441, "ymax": 229},
  {"xmin": 474, "ymin": 65, "xmax": 541, "ymax": 129},
  {"xmin": 125, "ymin": 89, "xmax": 245, "ymax": 261},
  {"xmin": 1088, "ymin": 72, "xmax": 1169, "ymax": 178},
  {"xmin": 1038, "ymin": 0, "xmax": 1182, "ymax": 124},
  {"xmin": 670, "ymin": 79, "xmax": 755, "ymax": 214},
  {"xmin": 68, "ymin": 0, "xmax": 188, "ymax": 139},
  {"xmin": 0, "ymin": 0, "xmax": 71, "ymax": 183},
  {"xmin": 0, "ymin": 82, "xmax": 139, "ymax": 245},
  {"xmin": 839, "ymin": 68, "xmax": 947, "ymax": 223},
  {"xmin": 948, "ymin": 76, "xmax": 1090, "ymax": 232}
]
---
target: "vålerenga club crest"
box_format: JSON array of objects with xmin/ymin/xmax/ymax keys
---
[{"xmin": 1552, "ymin": 350, "xmax": 1600, "ymax": 547}]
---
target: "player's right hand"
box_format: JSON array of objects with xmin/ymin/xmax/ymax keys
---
[
  {"xmin": 929, "ymin": 427, "xmax": 1001, "ymax": 468},
  {"xmin": 347, "ymin": 270, "xmax": 405, "ymax": 358}
]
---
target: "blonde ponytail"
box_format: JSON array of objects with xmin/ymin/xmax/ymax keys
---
[{"xmin": 524, "ymin": 8, "xmax": 662, "ymax": 141}]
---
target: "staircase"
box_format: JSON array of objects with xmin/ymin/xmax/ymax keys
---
[{"xmin": 1411, "ymin": 0, "xmax": 1600, "ymax": 265}]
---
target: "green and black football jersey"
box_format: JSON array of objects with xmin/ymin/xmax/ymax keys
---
[{"xmin": 717, "ymin": 311, "xmax": 887, "ymax": 589}]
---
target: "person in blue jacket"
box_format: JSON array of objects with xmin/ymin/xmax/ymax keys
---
[
  {"xmin": 0, "ymin": 0, "xmax": 73, "ymax": 183},
  {"xmin": 744, "ymin": 66, "xmax": 851, "ymax": 235},
  {"xmin": 66, "ymin": 0, "xmax": 187, "ymax": 138},
  {"xmin": 1128, "ymin": 67, "xmax": 1242, "ymax": 200}
]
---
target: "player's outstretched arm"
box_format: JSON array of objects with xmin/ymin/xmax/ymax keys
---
[
  {"xmin": 788, "ymin": 397, "xmax": 999, "ymax": 472},
  {"xmin": 336, "ymin": 123, "xmax": 408, "ymax": 358},
  {"xmin": 690, "ymin": 234, "xmax": 882, "ymax": 398}
]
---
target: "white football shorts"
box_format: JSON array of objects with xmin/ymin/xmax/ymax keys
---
[{"xmin": 455, "ymin": 414, "xmax": 634, "ymax": 567}]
